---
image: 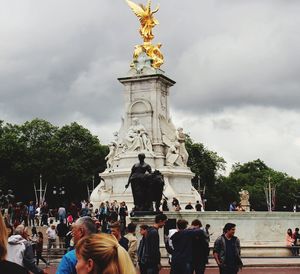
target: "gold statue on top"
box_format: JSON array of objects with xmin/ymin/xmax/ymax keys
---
[{"xmin": 126, "ymin": 0, "xmax": 164, "ymax": 69}]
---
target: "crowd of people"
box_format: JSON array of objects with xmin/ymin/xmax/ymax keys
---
[{"xmin": 0, "ymin": 201, "xmax": 245, "ymax": 274}]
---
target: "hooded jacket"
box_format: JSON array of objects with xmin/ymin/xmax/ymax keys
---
[{"xmin": 7, "ymin": 234, "xmax": 43, "ymax": 274}]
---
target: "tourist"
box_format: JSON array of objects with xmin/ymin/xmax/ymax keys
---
[
  {"xmin": 124, "ymin": 222, "xmax": 138, "ymax": 266},
  {"xmin": 137, "ymin": 224, "xmax": 149, "ymax": 274},
  {"xmin": 58, "ymin": 205, "xmax": 66, "ymax": 223},
  {"xmin": 162, "ymin": 198, "xmax": 169, "ymax": 211},
  {"xmin": 75, "ymin": 233, "xmax": 136, "ymax": 274},
  {"xmin": 7, "ymin": 224, "xmax": 45, "ymax": 273},
  {"xmin": 56, "ymin": 216, "xmax": 97, "ymax": 274},
  {"xmin": 0, "ymin": 213, "xmax": 29, "ymax": 274},
  {"xmin": 36, "ymin": 232, "xmax": 48, "ymax": 266},
  {"xmin": 172, "ymin": 197, "xmax": 179, "ymax": 208},
  {"xmin": 286, "ymin": 228, "xmax": 296, "ymax": 256},
  {"xmin": 195, "ymin": 201, "xmax": 202, "ymax": 211},
  {"xmin": 185, "ymin": 202, "xmax": 194, "ymax": 210},
  {"xmin": 293, "ymin": 227, "xmax": 300, "ymax": 255},
  {"xmin": 56, "ymin": 219, "xmax": 69, "ymax": 249},
  {"xmin": 213, "ymin": 223, "xmax": 243, "ymax": 274},
  {"xmin": 170, "ymin": 219, "xmax": 208, "ymax": 274},
  {"xmin": 28, "ymin": 201, "xmax": 36, "ymax": 227},
  {"xmin": 40, "ymin": 202, "xmax": 49, "ymax": 227},
  {"xmin": 191, "ymin": 219, "xmax": 209, "ymax": 274},
  {"xmin": 29, "ymin": 226, "xmax": 38, "ymax": 255},
  {"xmin": 110, "ymin": 221, "xmax": 129, "ymax": 251},
  {"xmin": 46, "ymin": 220, "xmax": 57, "ymax": 250},
  {"xmin": 119, "ymin": 201, "xmax": 128, "ymax": 234},
  {"xmin": 144, "ymin": 213, "xmax": 168, "ymax": 274},
  {"xmin": 205, "ymin": 224, "xmax": 213, "ymax": 242},
  {"xmin": 229, "ymin": 201, "xmax": 237, "ymax": 212}
]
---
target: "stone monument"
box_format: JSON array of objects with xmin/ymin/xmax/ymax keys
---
[
  {"xmin": 239, "ymin": 189, "xmax": 250, "ymax": 212},
  {"xmin": 90, "ymin": 0, "xmax": 202, "ymax": 210}
]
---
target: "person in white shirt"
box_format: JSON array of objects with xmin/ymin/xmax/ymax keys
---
[{"xmin": 46, "ymin": 221, "xmax": 57, "ymax": 250}]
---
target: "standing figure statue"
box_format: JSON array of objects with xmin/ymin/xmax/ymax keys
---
[
  {"xmin": 126, "ymin": 153, "xmax": 152, "ymax": 211},
  {"xmin": 176, "ymin": 127, "xmax": 189, "ymax": 166},
  {"xmin": 105, "ymin": 142, "xmax": 117, "ymax": 170}
]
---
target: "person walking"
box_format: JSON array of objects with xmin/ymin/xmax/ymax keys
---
[
  {"xmin": 191, "ymin": 219, "xmax": 209, "ymax": 274},
  {"xmin": 137, "ymin": 224, "xmax": 149, "ymax": 274},
  {"xmin": 170, "ymin": 219, "xmax": 208, "ymax": 274},
  {"xmin": 46, "ymin": 221, "xmax": 57, "ymax": 251},
  {"xmin": 213, "ymin": 223, "xmax": 243, "ymax": 274},
  {"xmin": 144, "ymin": 213, "xmax": 168, "ymax": 274},
  {"xmin": 36, "ymin": 232, "xmax": 48, "ymax": 266},
  {"xmin": 125, "ymin": 222, "xmax": 138, "ymax": 266},
  {"xmin": 56, "ymin": 219, "xmax": 69, "ymax": 249}
]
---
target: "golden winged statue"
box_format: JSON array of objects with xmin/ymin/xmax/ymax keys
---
[
  {"xmin": 126, "ymin": 0, "xmax": 159, "ymax": 42},
  {"xmin": 126, "ymin": 0, "xmax": 164, "ymax": 69}
]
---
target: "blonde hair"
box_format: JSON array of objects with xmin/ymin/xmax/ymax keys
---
[
  {"xmin": 0, "ymin": 212, "xmax": 8, "ymax": 260},
  {"xmin": 76, "ymin": 233, "xmax": 136, "ymax": 274}
]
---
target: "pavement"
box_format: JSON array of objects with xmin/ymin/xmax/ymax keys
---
[{"xmin": 42, "ymin": 257, "xmax": 300, "ymax": 274}]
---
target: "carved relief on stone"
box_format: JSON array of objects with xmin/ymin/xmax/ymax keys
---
[{"xmin": 159, "ymin": 115, "xmax": 188, "ymax": 167}]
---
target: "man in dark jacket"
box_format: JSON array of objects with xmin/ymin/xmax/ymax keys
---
[
  {"xmin": 144, "ymin": 213, "xmax": 167, "ymax": 274},
  {"xmin": 213, "ymin": 223, "xmax": 243, "ymax": 274},
  {"xmin": 170, "ymin": 219, "xmax": 208, "ymax": 274},
  {"xmin": 191, "ymin": 219, "xmax": 209, "ymax": 274}
]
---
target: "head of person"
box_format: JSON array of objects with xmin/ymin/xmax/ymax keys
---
[
  {"xmin": 287, "ymin": 228, "xmax": 293, "ymax": 236},
  {"xmin": 0, "ymin": 212, "xmax": 8, "ymax": 261},
  {"xmin": 127, "ymin": 222, "xmax": 136, "ymax": 234},
  {"xmin": 177, "ymin": 219, "xmax": 188, "ymax": 230},
  {"xmin": 205, "ymin": 224, "xmax": 210, "ymax": 230},
  {"xmin": 72, "ymin": 216, "xmax": 97, "ymax": 246},
  {"xmin": 140, "ymin": 225, "xmax": 149, "ymax": 236},
  {"xmin": 14, "ymin": 224, "xmax": 29, "ymax": 239},
  {"xmin": 31, "ymin": 226, "xmax": 37, "ymax": 235},
  {"xmin": 76, "ymin": 233, "xmax": 136, "ymax": 274},
  {"xmin": 110, "ymin": 221, "xmax": 121, "ymax": 240},
  {"xmin": 223, "ymin": 223, "xmax": 236, "ymax": 237},
  {"xmin": 295, "ymin": 228, "xmax": 299, "ymax": 233},
  {"xmin": 191, "ymin": 219, "xmax": 202, "ymax": 228},
  {"xmin": 154, "ymin": 213, "xmax": 168, "ymax": 228},
  {"xmin": 138, "ymin": 153, "xmax": 145, "ymax": 162}
]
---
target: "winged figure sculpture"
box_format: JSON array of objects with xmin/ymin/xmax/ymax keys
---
[{"xmin": 126, "ymin": 0, "xmax": 159, "ymax": 43}]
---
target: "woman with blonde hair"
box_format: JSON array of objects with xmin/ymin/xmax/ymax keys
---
[
  {"xmin": 76, "ymin": 233, "xmax": 136, "ymax": 274},
  {"xmin": 0, "ymin": 212, "xmax": 29, "ymax": 273}
]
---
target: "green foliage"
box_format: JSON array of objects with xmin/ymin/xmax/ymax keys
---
[
  {"xmin": 218, "ymin": 159, "xmax": 300, "ymax": 211},
  {"xmin": 0, "ymin": 119, "xmax": 107, "ymax": 203}
]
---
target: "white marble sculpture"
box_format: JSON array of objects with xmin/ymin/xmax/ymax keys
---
[
  {"xmin": 159, "ymin": 115, "xmax": 189, "ymax": 167},
  {"xmin": 105, "ymin": 142, "xmax": 117, "ymax": 170},
  {"xmin": 125, "ymin": 117, "xmax": 153, "ymax": 153},
  {"xmin": 239, "ymin": 189, "xmax": 250, "ymax": 212}
]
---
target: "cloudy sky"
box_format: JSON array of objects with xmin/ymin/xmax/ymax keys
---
[{"xmin": 1, "ymin": 0, "xmax": 300, "ymax": 178}]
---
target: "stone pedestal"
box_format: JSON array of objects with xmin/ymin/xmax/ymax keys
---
[{"xmin": 90, "ymin": 72, "xmax": 202, "ymax": 210}]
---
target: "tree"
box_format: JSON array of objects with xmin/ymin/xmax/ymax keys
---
[
  {"xmin": 185, "ymin": 136, "xmax": 226, "ymax": 210},
  {"xmin": 0, "ymin": 119, "xmax": 107, "ymax": 204},
  {"xmin": 219, "ymin": 159, "xmax": 300, "ymax": 211}
]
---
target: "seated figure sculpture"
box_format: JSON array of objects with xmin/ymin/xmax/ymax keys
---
[{"xmin": 125, "ymin": 118, "xmax": 153, "ymax": 153}]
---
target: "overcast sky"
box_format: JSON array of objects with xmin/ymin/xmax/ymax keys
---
[{"xmin": 1, "ymin": 0, "xmax": 300, "ymax": 178}]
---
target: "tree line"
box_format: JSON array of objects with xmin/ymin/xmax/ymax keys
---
[{"xmin": 0, "ymin": 119, "xmax": 299, "ymax": 210}]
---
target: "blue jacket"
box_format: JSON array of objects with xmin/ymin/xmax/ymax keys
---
[{"xmin": 56, "ymin": 249, "xmax": 77, "ymax": 274}]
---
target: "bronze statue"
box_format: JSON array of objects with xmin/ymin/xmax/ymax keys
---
[{"xmin": 126, "ymin": 153, "xmax": 164, "ymax": 212}]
